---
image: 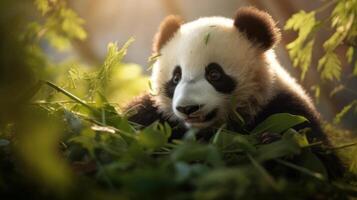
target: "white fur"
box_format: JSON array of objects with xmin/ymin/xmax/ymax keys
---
[{"xmin": 151, "ymin": 16, "xmax": 314, "ymax": 128}]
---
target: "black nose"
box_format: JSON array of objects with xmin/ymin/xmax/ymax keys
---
[{"xmin": 176, "ymin": 105, "xmax": 202, "ymax": 115}]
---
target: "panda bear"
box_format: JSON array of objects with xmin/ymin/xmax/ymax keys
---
[{"xmin": 126, "ymin": 7, "xmax": 344, "ymax": 178}]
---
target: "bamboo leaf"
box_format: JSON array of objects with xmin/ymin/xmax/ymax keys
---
[{"xmin": 251, "ymin": 113, "xmax": 308, "ymax": 135}]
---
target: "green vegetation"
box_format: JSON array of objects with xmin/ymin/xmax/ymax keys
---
[
  {"xmin": 285, "ymin": 0, "xmax": 357, "ymax": 122},
  {"xmin": 0, "ymin": 0, "xmax": 356, "ymax": 199}
]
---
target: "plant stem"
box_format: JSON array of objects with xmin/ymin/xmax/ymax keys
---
[
  {"xmin": 44, "ymin": 81, "xmax": 95, "ymax": 112},
  {"xmin": 275, "ymin": 159, "xmax": 325, "ymax": 181},
  {"xmin": 327, "ymin": 141, "xmax": 357, "ymax": 151}
]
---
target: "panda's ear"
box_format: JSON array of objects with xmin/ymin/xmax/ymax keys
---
[
  {"xmin": 153, "ymin": 15, "xmax": 184, "ymax": 53},
  {"xmin": 234, "ymin": 7, "xmax": 281, "ymax": 50}
]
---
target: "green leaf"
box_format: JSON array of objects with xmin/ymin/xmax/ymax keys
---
[
  {"xmin": 318, "ymin": 52, "xmax": 341, "ymax": 81},
  {"xmin": 147, "ymin": 53, "xmax": 161, "ymax": 71},
  {"xmin": 213, "ymin": 130, "xmax": 256, "ymax": 153},
  {"xmin": 255, "ymin": 131, "xmax": 301, "ymax": 161},
  {"xmin": 333, "ymin": 100, "xmax": 357, "ymax": 124},
  {"xmin": 287, "ymin": 128, "xmax": 309, "ymax": 147},
  {"xmin": 60, "ymin": 8, "xmax": 87, "ymax": 40},
  {"xmin": 137, "ymin": 122, "xmax": 168, "ymax": 149},
  {"xmin": 251, "ymin": 113, "xmax": 308, "ymax": 135},
  {"xmin": 35, "ymin": 0, "xmax": 50, "ymax": 15},
  {"xmin": 287, "ymin": 39, "xmax": 315, "ymax": 80},
  {"xmin": 346, "ymin": 47, "xmax": 354, "ymax": 63},
  {"xmin": 285, "ymin": 11, "xmax": 320, "ymax": 80},
  {"xmin": 88, "ymin": 38, "xmax": 135, "ymax": 97}
]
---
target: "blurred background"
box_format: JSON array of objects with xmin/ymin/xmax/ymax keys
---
[{"xmin": 64, "ymin": 0, "xmax": 356, "ymax": 129}]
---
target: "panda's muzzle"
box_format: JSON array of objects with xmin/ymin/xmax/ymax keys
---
[
  {"xmin": 182, "ymin": 108, "xmax": 218, "ymax": 124},
  {"xmin": 176, "ymin": 104, "xmax": 202, "ymax": 115}
]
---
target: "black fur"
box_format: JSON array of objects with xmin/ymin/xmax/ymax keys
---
[
  {"xmin": 164, "ymin": 66, "xmax": 181, "ymax": 98},
  {"xmin": 246, "ymin": 90, "xmax": 323, "ymax": 142},
  {"xmin": 234, "ymin": 7, "xmax": 281, "ymax": 50},
  {"xmin": 205, "ymin": 63, "xmax": 237, "ymax": 94}
]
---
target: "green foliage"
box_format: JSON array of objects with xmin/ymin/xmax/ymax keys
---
[
  {"xmin": 86, "ymin": 38, "xmax": 136, "ymax": 98},
  {"xmin": 285, "ymin": 11, "xmax": 320, "ymax": 80},
  {"xmin": 33, "ymin": 0, "xmax": 87, "ymax": 51},
  {"xmin": 318, "ymin": 52, "xmax": 341, "ymax": 81},
  {"xmin": 285, "ymin": 0, "xmax": 357, "ymax": 124},
  {"xmin": 285, "ymin": 0, "xmax": 357, "ymax": 81}
]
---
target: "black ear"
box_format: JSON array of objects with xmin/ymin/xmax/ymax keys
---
[{"xmin": 234, "ymin": 7, "xmax": 281, "ymax": 50}]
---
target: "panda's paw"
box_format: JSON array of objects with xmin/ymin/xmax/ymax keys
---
[{"xmin": 259, "ymin": 132, "xmax": 281, "ymax": 144}]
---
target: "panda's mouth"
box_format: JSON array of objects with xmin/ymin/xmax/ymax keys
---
[{"xmin": 184, "ymin": 109, "xmax": 218, "ymax": 124}]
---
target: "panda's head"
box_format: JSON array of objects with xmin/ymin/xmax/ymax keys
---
[{"xmin": 151, "ymin": 7, "xmax": 281, "ymax": 129}]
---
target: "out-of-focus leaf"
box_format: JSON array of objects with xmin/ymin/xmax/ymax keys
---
[
  {"xmin": 346, "ymin": 47, "xmax": 354, "ymax": 63},
  {"xmin": 285, "ymin": 11, "xmax": 320, "ymax": 80},
  {"xmin": 171, "ymin": 143, "xmax": 223, "ymax": 167},
  {"xmin": 16, "ymin": 110, "xmax": 73, "ymax": 192},
  {"xmin": 330, "ymin": 84, "xmax": 345, "ymax": 97},
  {"xmin": 213, "ymin": 130, "xmax": 256, "ymax": 153},
  {"xmin": 318, "ymin": 52, "xmax": 341, "ymax": 81},
  {"xmin": 69, "ymin": 128, "xmax": 97, "ymax": 156},
  {"xmin": 138, "ymin": 123, "xmax": 168, "ymax": 150},
  {"xmin": 194, "ymin": 168, "xmax": 252, "ymax": 199},
  {"xmin": 333, "ymin": 100, "xmax": 357, "ymax": 124}
]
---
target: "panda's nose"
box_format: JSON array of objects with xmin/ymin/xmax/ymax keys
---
[{"xmin": 176, "ymin": 105, "xmax": 202, "ymax": 115}]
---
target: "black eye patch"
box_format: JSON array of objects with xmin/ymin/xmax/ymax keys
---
[
  {"xmin": 205, "ymin": 63, "xmax": 237, "ymax": 94},
  {"xmin": 164, "ymin": 66, "xmax": 181, "ymax": 99}
]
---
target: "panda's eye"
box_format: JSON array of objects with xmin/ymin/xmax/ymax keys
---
[
  {"xmin": 207, "ymin": 69, "xmax": 222, "ymax": 81},
  {"xmin": 172, "ymin": 66, "xmax": 181, "ymax": 84}
]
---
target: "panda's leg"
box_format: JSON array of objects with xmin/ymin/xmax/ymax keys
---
[
  {"xmin": 124, "ymin": 94, "xmax": 163, "ymax": 127},
  {"xmin": 124, "ymin": 94, "xmax": 187, "ymax": 140}
]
